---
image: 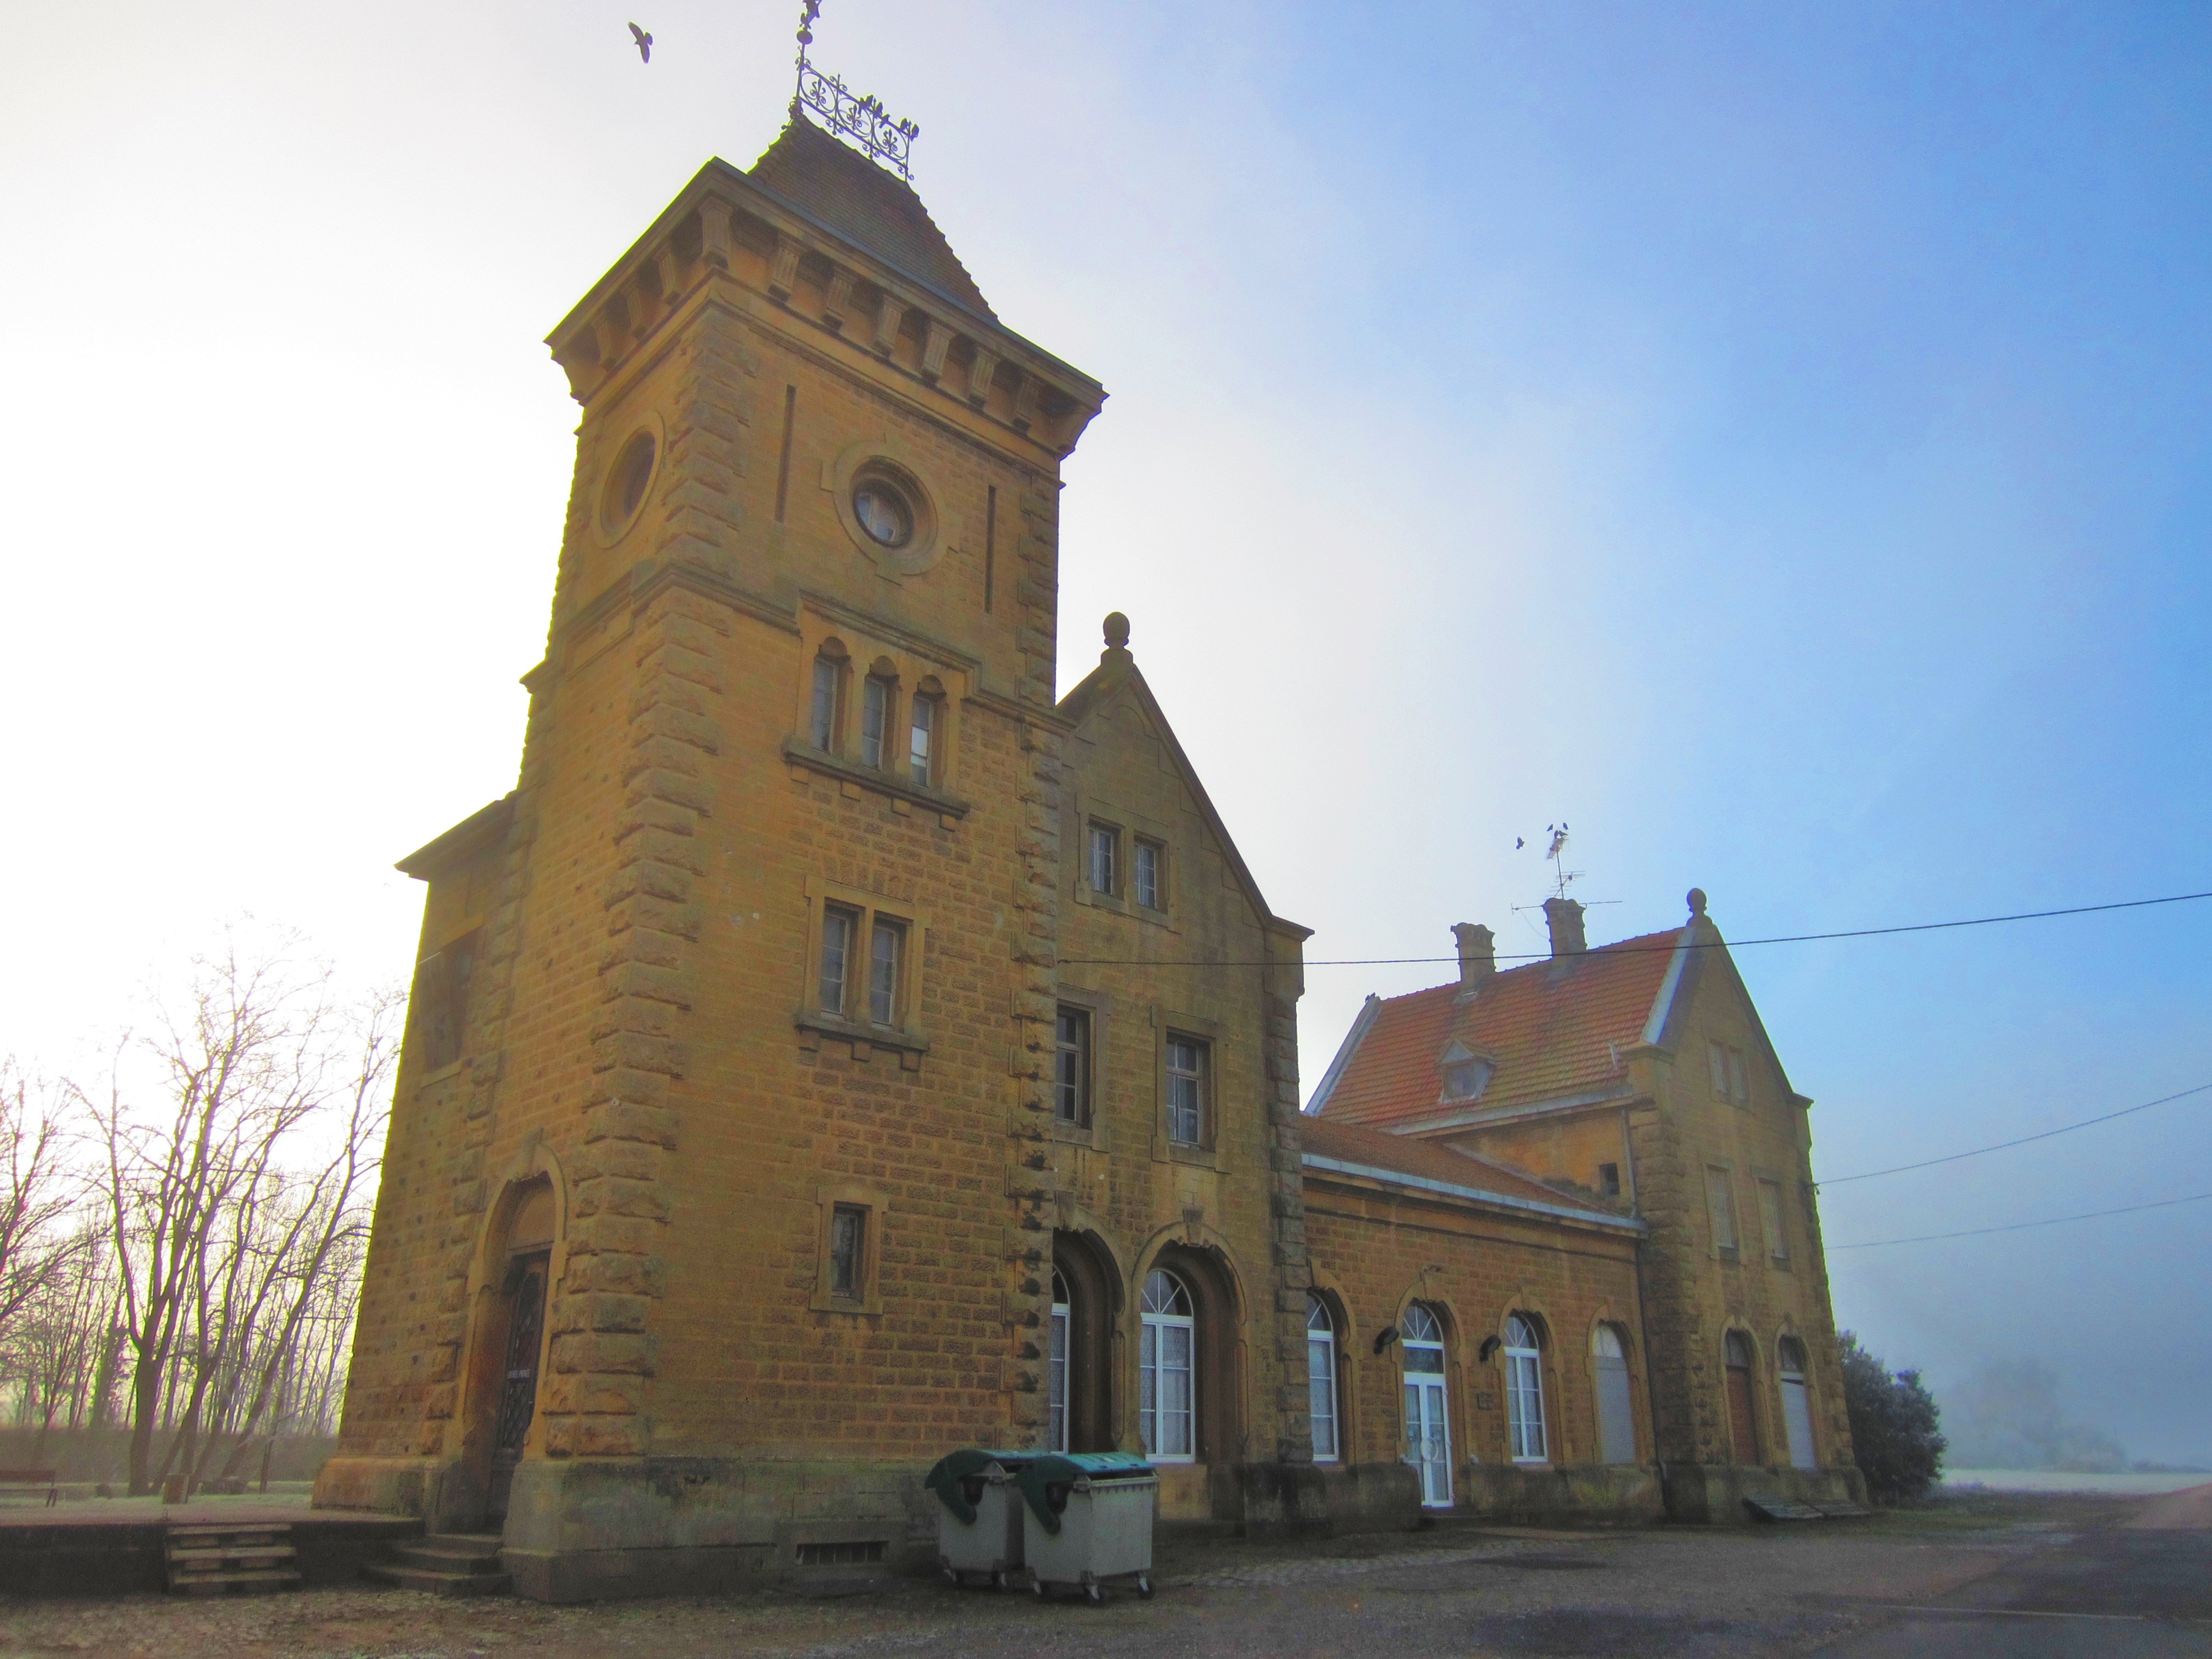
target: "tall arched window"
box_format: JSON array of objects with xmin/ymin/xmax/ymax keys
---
[
  {"xmin": 1047, "ymin": 1270, "xmax": 1071, "ymax": 1453},
  {"xmin": 1778, "ymin": 1335, "xmax": 1817, "ymax": 1471},
  {"xmin": 1724, "ymin": 1330, "xmax": 1760, "ymax": 1463},
  {"xmin": 1306, "ymin": 1293, "xmax": 1339, "ymax": 1463},
  {"xmin": 1140, "ymin": 1270, "xmax": 1195, "ymax": 1462},
  {"xmin": 1400, "ymin": 1301, "xmax": 1452, "ymax": 1507},
  {"xmin": 1593, "ymin": 1324, "xmax": 1636, "ymax": 1465},
  {"xmin": 1505, "ymin": 1313, "xmax": 1548, "ymax": 1464}
]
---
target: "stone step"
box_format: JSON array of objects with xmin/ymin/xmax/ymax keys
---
[
  {"xmin": 392, "ymin": 1538, "xmax": 507, "ymax": 1573},
  {"xmin": 361, "ymin": 1560, "xmax": 515, "ymax": 1597}
]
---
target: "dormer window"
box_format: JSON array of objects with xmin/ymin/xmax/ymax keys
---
[{"xmin": 1438, "ymin": 1042, "xmax": 1492, "ymax": 1103}]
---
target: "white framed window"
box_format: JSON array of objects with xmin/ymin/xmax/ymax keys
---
[
  {"xmin": 819, "ymin": 905, "xmax": 858, "ymax": 1015},
  {"xmin": 868, "ymin": 917, "xmax": 905, "ymax": 1026},
  {"xmin": 1048, "ymin": 1270, "xmax": 1071, "ymax": 1453},
  {"xmin": 908, "ymin": 693, "xmax": 937, "ymax": 786},
  {"xmin": 1306, "ymin": 1293, "xmax": 1339, "ymax": 1463},
  {"xmin": 1594, "ymin": 1323, "xmax": 1636, "ymax": 1465},
  {"xmin": 808, "ymin": 651, "xmax": 843, "ymax": 750},
  {"xmin": 1165, "ymin": 1037, "xmax": 1207, "ymax": 1146},
  {"xmin": 861, "ymin": 674, "xmax": 894, "ymax": 768},
  {"xmin": 1139, "ymin": 1270, "xmax": 1195, "ymax": 1461},
  {"xmin": 1133, "ymin": 838, "xmax": 1162, "ymax": 910},
  {"xmin": 1400, "ymin": 1301, "xmax": 1452, "ymax": 1507},
  {"xmin": 1054, "ymin": 1006, "xmax": 1091, "ymax": 1125},
  {"xmin": 1087, "ymin": 822, "xmax": 1119, "ymax": 896},
  {"xmin": 1505, "ymin": 1313, "xmax": 1547, "ymax": 1463},
  {"xmin": 1705, "ymin": 1166, "xmax": 1740, "ymax": 1254}
]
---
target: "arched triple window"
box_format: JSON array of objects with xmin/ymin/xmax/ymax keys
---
[
  {"xmin": 1047, "ymin": 1270, "xmax": 1071, "ymax": 1453},
  {"xmin": 1724, "ymin": 1330, "xmax": 1760, "ymax": 1463},
  {"xmin": 1139, "ymin": 1270, "xmax": 1196, "ymax": 1462},
  {"xmin": 1400, "ymin": 1302, "xmax": 1452, "ymax": 1507},
  {"xmin": 1306, "ymin": 1294, "xmax": 1339, "ymax": 1463},
  {"xmin": 1504, "ymin": 1313, "xmax": 1548, "ymax": 1464},
  {"xmin": 808, "ymin": 640, "xmax": 848, "ymax": 752},
  {"xmin": 1593, "ymin": 1323, "xmax": 1636, "ymax": 1465},
  {"xmin": 1778, "ymin": 1335, "xmax": 1818, "ymax": 1471}
]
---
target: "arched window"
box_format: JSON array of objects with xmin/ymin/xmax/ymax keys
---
[
  {"xmin": 1306, "ymin": 1293, "xmax": 1339, "ymax": 1463},
  {"xmin": 1505, "ymin": 1314, "xmax": 1548, "ymax": 1464},
  {"xmin": 808, "ymin": 643, "xmax": 847, "ymax": 751},
  {"xmin": 1593, "ymin": 1324, "xmax": 1636, "ymax": 1465},
  {"xmin": 1140, "ymin": 1270, "xmax": 1195, "ymax": 1462},
  {"xmin": 1400, "ymin": 1301, "xmax": 1452, "ymax": 1507},
  {"xmin": 1778, "ymin": 1335, "xmax": 1817, "ymax": 1471},
  {"xmin": 1724, "ymin": 1330, "xmax": 1760, "ymax": 1463},
  {"xmin": 1047, "ymin": 1270, "xmax": 1071, "ymax": 1454},
  {"xmin": 908, "ymin": 682, "xmax": 941, "ymax": 787}
]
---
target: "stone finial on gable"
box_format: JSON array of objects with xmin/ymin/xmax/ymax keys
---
[
  {"xmin": 1101, "ymin": 612, "xmax": 1133, "ymax": 671},
  {"xmin": 1687, "ymin": 886, "xmax": 1708, "ymax": 918}
]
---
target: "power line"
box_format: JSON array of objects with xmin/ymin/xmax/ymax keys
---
[
  {"xmin": 1819, "ymin": 1082, "xmax": 2212, "ymax": 1185},
  {"xmin": 1828, "ymin": 1190, "xmax": 2212, "ymax": 1250},
  {"xmin": 1055, "ymin": 888, "xmax": 2212, "ymax": 968}
]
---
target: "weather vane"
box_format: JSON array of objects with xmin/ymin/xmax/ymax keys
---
[
  {"xmin": 792, "ymin": 1, "xmax": 921, "ymax": 181},
  {"xmin": 1513, "ymin": 823, "xmax": 1584, "ymax": 900}
]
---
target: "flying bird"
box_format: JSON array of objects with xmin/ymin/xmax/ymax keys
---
[{"xmin": 629, "ymin": 22, "xmax": 653, "ymax": 62}]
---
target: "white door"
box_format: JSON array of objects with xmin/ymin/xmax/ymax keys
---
[
  {"xmin": 1404, "ymin": 1378, "xmax": 1452, "ymax": 1506},
  {"xmin": 1781, "ymin": 1374, "xmax": 1818, "ymax": 1470},
  {"xmin": 1594, "ymin": 1326, "xmax": 1637, "ymax": 1465}
]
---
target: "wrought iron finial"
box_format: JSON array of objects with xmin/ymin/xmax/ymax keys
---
[{"xmin": 790, "ymin": 1, "xmax": 920, "ymax": 180}]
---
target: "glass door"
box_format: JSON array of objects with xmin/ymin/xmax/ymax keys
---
[{"xmin": 1400, "ymin": 1302, "xmax": 1453, "ymax": 1507}]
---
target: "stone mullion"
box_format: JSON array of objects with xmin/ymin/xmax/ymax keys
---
[{"xmin": 541, "ymin": 588, "xmax": 727, "ymax": 1458}]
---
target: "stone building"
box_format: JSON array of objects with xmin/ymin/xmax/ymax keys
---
[
  {"xmin": 1304, "ymin": 893, "xmax": 1866, "ymax": 1522},
  {"xmin": 316, "ymin": 106, "xmax": 1861, "ymax": 1598}
]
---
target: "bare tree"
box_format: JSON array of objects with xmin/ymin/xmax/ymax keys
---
[{"xmin": 0, "ymin": 1061, "xmax": 80, "ymax": 1344}]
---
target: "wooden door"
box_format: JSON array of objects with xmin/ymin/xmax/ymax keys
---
[
  {"xmin": 1724, "ymin": 1332, "xmax": 1759, "ymax": 1464},
  {"xmin": 488, "ymin": 1255, "xmax": 547, "ymax": 1521}
]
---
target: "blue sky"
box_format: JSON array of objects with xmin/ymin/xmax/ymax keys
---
[{"xmin": 2, "ymin": 1, "xmax": 2205, "ymax": 1459}]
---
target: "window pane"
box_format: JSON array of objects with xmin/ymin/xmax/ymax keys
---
[
  {"xmin": 1167, "ymin": 1039, "xmax": 1204, "ymax": 1146},
  {"xmin": 1134, "ymin": 841, "xmax": 1159, "ymax": 909},
  {"xmin": 1161, "ymin": 1324, "xmax": 1193, "ymax": 1454},
  {"xmin": 862, "ymin": 677, "xmax": 890, "ymax": 768},
  {"xmin": 820, "ymin": 909, "xmax": 853, "ymax": 1014},
  {"xmin": 1048, "ymin": 1305, "xmax": 1068, "ymax": 1454},
  {"xmin": 908, "ymin": 696, "xmax": 933, "ymax": 785},
  {"xmin": 1308, "ymin": 1334, "xmax": 1337, "ymax": 1460},
  {"xmin": 1089, "ymin": 826, "xmax": 1116, "ymax": 894},
  {"xmin": 1759, "ymin": 1181, "xmax": 1788, "ymax": 1261},
  {"xmin": 1707, "ymin": 1168, "xmax": 1738, "ymax": 1250},
  {"xmin": 1402, "ymin": 1342, "xmax": 1443, "ymax": 1374},
  {"xmin": 810, "ymin": 656, "xmax": 838, "ymax": 749},
  {"xmin": 1709, "ymin": 1041, "xmax": 1729, "ymax": 1094},
  {"xmin": 869, "ymin": 920, "xmax": 902, "ymax": 1025},
  {"xmin": 1728, "ymin": 1048, "xmax": 1748, "ymax": 1102},
  {"xmin": 1139, "ymin": 1322, "xmax": 1157, "ymax": 1453},
  {"xmin": 830, "ymin": 1207, "xmax": 863, "ymax": 1297},
  {"xmin": 1055, "ymin": 1007, "xmax": 1088, "ymax": 1123}
]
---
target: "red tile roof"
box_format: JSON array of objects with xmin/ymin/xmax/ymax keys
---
[
  {"xmin": 1311, "ymin": 927, "xmax": 1689, "ymax": 1130},
  {"xmin": 1299, "ymin": 1117, "xmax": 1627, "ymax": 1222},
  {"xmin": 747, "ymin": 117, "xmax": 997, "ymax": 321}
]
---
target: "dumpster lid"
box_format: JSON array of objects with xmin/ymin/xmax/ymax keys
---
[
  {"xmin": 924, "ymin": 1448, "xmax": 1039, "ymax": 1524},
  {"xmin": 1014, "ymin": 1452, "xmax": 1156, "ymax": 1535},
  {"xmin": 1058, "ymin": 1451, "xmax": 1154, "ymax": 1478}
]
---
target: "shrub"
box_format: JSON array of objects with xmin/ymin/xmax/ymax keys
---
[{"xmin": 1838, "ymin": 1331, "xmax": 1945, "ymax": 1504}]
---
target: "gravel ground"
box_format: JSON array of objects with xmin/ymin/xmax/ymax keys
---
[{"xmin": 0, "ymin": 1493, "xmax": 2150, "ymax": 1659}]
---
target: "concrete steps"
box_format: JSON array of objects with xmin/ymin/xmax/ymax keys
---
[{"xmin": 362, "ymin": 1532, "xmax": 512, "ymax": 1597}]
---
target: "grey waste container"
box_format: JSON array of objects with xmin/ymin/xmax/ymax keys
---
[
  {"xmin": 925, "ymin": 1449, "xmax": 1035, "ymax": 1588},
  {"xmin": 1017, "ymin": 1452, "xmax": 1156, "ymax": 1601}
]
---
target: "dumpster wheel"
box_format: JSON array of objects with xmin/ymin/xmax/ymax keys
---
[
  {"xmin": 1085, "ymin": 1583, "xmax": 1103, "ymax": 1604},
  {"xmin": 1135, "ymin": 1573, "xmax": 1153, "ymax": 1599}
]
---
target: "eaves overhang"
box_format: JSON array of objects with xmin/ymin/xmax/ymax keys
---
[{"xmin": 1301, "ymin": 1153, "xmax": 1647, "ymax": 1234}]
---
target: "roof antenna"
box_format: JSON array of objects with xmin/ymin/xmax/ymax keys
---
[
  {"xmin": 791, "ymin": 1, "xmax": 922, "ymax": 181},
  {"xmin": 1545, "ymin": 822, "xmax": 1580, "ymax": 900}
]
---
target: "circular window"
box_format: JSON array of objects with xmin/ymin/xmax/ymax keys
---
[
  {"xmin": 600, "ymin": 430, "xmax": 657, "ymax": 537},
  {"xmin": 852, "ymin": 476, "xmax": 915, "ymax": 549}
]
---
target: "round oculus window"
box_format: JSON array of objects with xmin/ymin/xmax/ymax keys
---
[
  {"xmin": 852, "ymin": 478, "xmax": 915, "ymax": 549},
  {"xmin": 601, "ymin": 430, "xmax": 656, "ymax": 535}
]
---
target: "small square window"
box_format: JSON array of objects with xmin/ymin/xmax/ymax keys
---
[
  {"xmin": 820, "ymin": 906, "xmax": 859, "ymax": 1015},
  {"xmin": 1598, "ymin": 1162, "xmax": 1621, "ymax": 1198},
  {"xmin": 828, "ymin": 1205, "xmax": 866, "ymax": 1299},
  {"xmin": 1055, "ymin": 1006, "xmax": 1091, "ymax": 1125},
  {"xmin": 1166, "ymin": 1037, "xmax": 1207, "ymax": 1146},
  {"xmin": 1133, "ymin": 839, "xmax": 1162, "ymax": 910},
  {"xmin": 1088, "ymin": 823, "xmax": 1119, "ymax": 897}
]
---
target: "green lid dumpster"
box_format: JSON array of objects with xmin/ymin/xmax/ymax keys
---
[
  {"xmin": 924, "ymin": 1449, "xmax": 1037, "ymax": 1588},
  {"xmin": 1015, "ymin": 1452, "xmax": 1156, "ymax": 1601}
]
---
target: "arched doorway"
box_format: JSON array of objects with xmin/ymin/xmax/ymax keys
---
[
  {"xmin": 1724, "ymin": 1331, "xmax": 1760, "ymax": 1464},
  {"xmin": 1051, "ymin": 1230, "xmax": 1119, "ymax": 1453},
  {"xmin": 489, "ymin": 1254, "xmax": 547, "ymax": 1521},
  {"xmin": 1401, "ymin": 1302, "xmax": 1452, "ymax": 1507},
  {"xmin": 1593, "ymin": 1324, "xmax": 1637, "ymax": 1465},
  {"xmin": 459, "ymin": 1177, "xmax": 556, "ymax": 1529},
  {"xmin": 1132, "ymin": 1241, "xmax": 1244, "ymax": 1495}
]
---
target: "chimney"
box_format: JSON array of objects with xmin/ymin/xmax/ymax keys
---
[
  {"xmin": 1542, "ymin": 896, "xmax": 1586, "ymax": 958},
  {"xmin": 1451, "ymin": 924, "xmax": 1495, "ymax": 989}
]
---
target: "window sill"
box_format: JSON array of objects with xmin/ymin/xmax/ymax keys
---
[
  {"xmin": 782, "ymin": 737, "xmax": 972, "ymax": 821},
  {"xmin": 808, "ymin": 1290, "xmax": 884, "ymax": 1317},
  {"xmin": 411, "ymin": 1057, "xmax": 470, "ymax": 1092},
  {"xmin": 1046, "ymin": 1117, "xmax": 1102, "ymax": 1150},
  {"xmin": 796, "ymin": 1011, "xmax": 930, "ymax": 1070},
  {"xmin": 1152, "ymin": 1138, "xmax": 1223, "ymax": 1171},
  {"xmin": 1072, "ymin": 885, "xmax": 1173, "ymax": 927}
]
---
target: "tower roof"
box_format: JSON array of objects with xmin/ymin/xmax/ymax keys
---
[{"xmin": 747, "ymin": 116, "xmax": 997, "ymax": 322}]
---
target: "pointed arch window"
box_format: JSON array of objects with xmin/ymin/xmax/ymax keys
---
[
  {"xmin": 1306, "ymin": 1294, "xmax": 1339, "ymax": 1462},
  {"xmin": 1139, "ymin": 1269, "xmax": 1196, "ymax": 1462},
  {"xmin": 1724, "ymin": 1330, "xmax": 1760, "ymax": 1463},
  {"xmin": 1505, "ymin": 1313, "xmax": 1548, "ymax": 1463},
  {"xmin": 1401, "ymin": 1301, "xmax": 1452, "ymax": 1506},
  {"xmin": 1594, "ymin": 1323, "xmax": 1636, "ymax": 1465},
  {"xmin": 1778, "ymin": 1335, "xmax": 1817, "ymax": 1471}
]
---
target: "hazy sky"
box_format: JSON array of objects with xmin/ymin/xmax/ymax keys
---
[{"xmin": 3, "ymin": 2, "xmax": 2206, "ymax": 1462}]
